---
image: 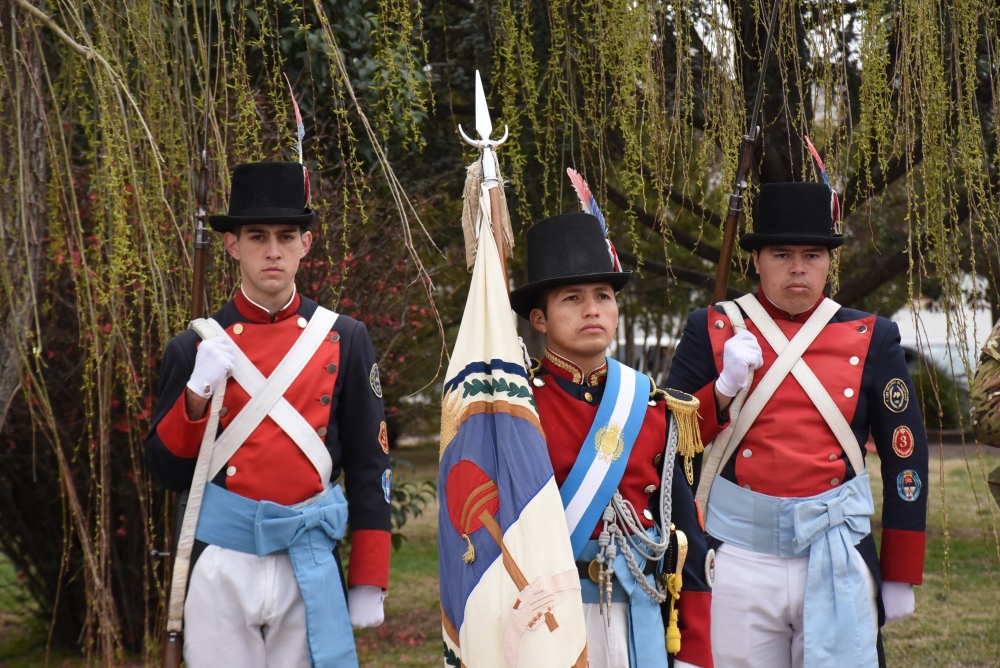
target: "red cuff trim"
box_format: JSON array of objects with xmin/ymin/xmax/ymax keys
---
[
  {"xmin": 694, "ymin": 383, "xmax": 726, "ymax": 445},
  {"xmin": 348, "ymin": 529, "xmax": 391, "ymax": 589},
  {"xmin": 156, "ymin": 393, "xmax": 208, "ymax": 458},
  {"xmin": 880, "ymin": 528, "xmax": 926, "ymax": 585},
  {"xmin": 676, "ymin": 589, "xmax": 713, "ymax": 668}
]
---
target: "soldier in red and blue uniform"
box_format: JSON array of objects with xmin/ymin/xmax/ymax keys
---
[
  {"xmin": 145, "ymin": 162, "xmax": 391, "ymax": 668},
  {"xmin": 666, "ymin": 182, "xmax": 927, "ymax": 668},
  {"xmin": 511, "ymin": 213, "xmax": 713, "ymax": 668}
]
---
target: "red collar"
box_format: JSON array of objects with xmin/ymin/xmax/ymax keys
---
[
  {"xmin": 234, "ymin": 289, "xmax": 301, "ymax": 324},
  {"xmin": 542, "ymin": 349, "xmax": 608, "ymax": 387},
  {"xmin": 756, "ymin": 289, "xmax": 823, "ymax": 323}
]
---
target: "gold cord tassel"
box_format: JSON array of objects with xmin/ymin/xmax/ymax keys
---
[
  {"xmin": 462, "ymin": 533, "xmax": 476, "ymax": 563},
  {"xmin": 663, "ymin": 391, "xmax": 703, "ymax": 459},
  {"xmin": 664, "ymin": 573, "xmax": 682, "ymax": 655},
  {"xmin": 663, "ymin": 390, "xmax": 703, "ymax": 484}
]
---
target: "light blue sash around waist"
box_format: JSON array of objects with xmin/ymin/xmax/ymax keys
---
[
  {"xmin": 195, "ymin": 483, "xmax": 356, "ymax": 668},
  {"xmin": 577, "ymin": 532, "xmax": 666, "ymax": 668},
  {"xmin": 705, "ymin": 474, "xmax": 878, "ymax": 668}
]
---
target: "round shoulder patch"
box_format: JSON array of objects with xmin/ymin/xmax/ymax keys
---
[
  {"xmin": 883, "ymin": 378, "xmax": 909, "ymax": 413},
  {"xmin": 378, "ymin": 421, "xmax": 389, "ymax": 454},
  {"xmin": 705, "ymin": 548, "xmax": 716, "ymax": 587},
  {"xmin": 382, "ymin": 469, "xmax": 393, "ymax": 504},
  {"xmin": 892, "ymin": 425, "xmax": 914, "ymax": 458},
  {"xmin": 370, "ymin": 363, "xmax": 383, "ymax": 398},
  {"xmin": 897, "ymin": 469, "xmax": 922, "ymax": 502}
]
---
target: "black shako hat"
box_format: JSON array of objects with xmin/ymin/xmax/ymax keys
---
[
  {"xmin": 509, "ymin": 213, "xmax": 631, "ymax": 319},
  {"xmin": 208, "ymin": 161, "xmax": 315, "ymax": 232},
  {"xmin": 739, "ymin": 182, "xmax": 844, "ymax": 251}
]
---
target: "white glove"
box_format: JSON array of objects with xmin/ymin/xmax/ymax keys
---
[
  {"xmin": 716, "ymin": 330, "xmax": 764, "ymax": 398},
  {"xmin": 186, "ymin": 336, "xmax": 235, "ymax": 399},
  {"xmin": 348, "ymin": 585, "xmax": 385, "ymax": 629},
  {"xmin": 881, "ymin": 581, "xmax": 915, "ymax": 624}
]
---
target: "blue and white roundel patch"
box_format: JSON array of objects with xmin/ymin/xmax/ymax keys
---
[
  {"xmin": 382, "ymin": 468, "xmax": 392, "ymax": 504},
  {"xmin": 370, "ymin": 364, "xmax": 383, "ymax": 398},
  {"xmin": 897, "ymin": 469, "xmax": 921, "ymax": 502}
]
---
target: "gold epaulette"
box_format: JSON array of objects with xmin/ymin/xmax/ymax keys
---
[{"xmin": 650, "ymin": 381, "xmax": 703, "ymax": 485}]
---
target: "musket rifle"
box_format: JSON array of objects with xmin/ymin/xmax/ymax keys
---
[
  {"xmin": 713, "ymin": 0, "xmax": 783, "ymax": 303},
  {"xmin": 161, "ymin": 145, "xmax": 210, "ymax": 668},
  {"xmin": 458, "ymin": 71, "xmax": 510, "ymax": 288}
]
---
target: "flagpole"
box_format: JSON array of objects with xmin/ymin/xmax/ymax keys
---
[{"xmin": 459, "ymin": 70, "xmax": 509, "ymax": 292}]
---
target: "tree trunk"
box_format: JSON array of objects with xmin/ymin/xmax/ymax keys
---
[{"xmin": 0, "ymin": 0, "xmax": 47, "ymax": 429}]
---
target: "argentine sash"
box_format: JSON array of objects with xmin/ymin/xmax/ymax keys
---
[{"xmin": 559, "ymin": 359, "xmax": 650, "ymax": 557}]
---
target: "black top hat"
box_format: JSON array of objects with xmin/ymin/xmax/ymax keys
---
[
  {"xmin": 208, "ymin": 161, "xmax": 315, "ymax": 232},
  {"xmin": 509, "ymin": 213, "xmax": 631, "ymax": 319},
  {"xmin": 739, "ymin": 182, "xmax": 844, "ymax": 251}
]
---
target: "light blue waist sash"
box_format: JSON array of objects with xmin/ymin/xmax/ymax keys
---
[
  {"xmin": 577, "ymin": 532, "xmax": 666, "ymax": 668},
  {"xmin": 195, "ymin": 483, "xmax": 356, "ymax": 668},
  {"xmin": 706, "ymin": 474, "xmax": 878, "ymax": 668}
]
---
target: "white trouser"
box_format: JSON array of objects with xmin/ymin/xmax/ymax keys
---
[
  {"xmin": 710, "ymin": 543, "xmax": 878, "ymax": 668},
  {"xmin": 582, "ymin": 601, "xmax": 630, "ymax": 668},
  {"xmin": 184, "ymin": 544, "xmax": 310, "ymax": 668}
]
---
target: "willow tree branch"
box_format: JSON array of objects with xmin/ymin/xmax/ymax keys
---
[
  {"xmin": 13, "ymin": 0, "xmax": 163, "ymax": 164},
  {"xmin": 618, "ymin": 250, "xmax": 746, "ymax": 300},
  {"xmin": 604, "ymin": 185, "xmax": 747, "ymax": 283}
]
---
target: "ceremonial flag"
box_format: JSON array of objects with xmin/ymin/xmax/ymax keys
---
[{"xmin": 438, "ymin": 150, "xmax": 587, "ymax": 667}]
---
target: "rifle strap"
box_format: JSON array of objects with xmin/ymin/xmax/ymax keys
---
[
  {"xmin": 165, "ymin": 380, "xmax": 225, "ymax": 633},
  {"xmin": 695, "ymin": 301, "xmax": 751, "ymax": 511}
]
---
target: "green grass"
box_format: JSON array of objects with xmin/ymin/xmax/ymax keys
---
[
  {"xmin": 873, "ymin": 447, "xmax": 1000, "ymax": 667},
  {"xmin": 3, "ymin": 442, "xmax": 1000, "ymax": 667}
]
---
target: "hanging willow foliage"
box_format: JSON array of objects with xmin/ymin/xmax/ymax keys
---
[{"xmin": 1, "ymin": 0, "xmax": 999, "ymax": 662}]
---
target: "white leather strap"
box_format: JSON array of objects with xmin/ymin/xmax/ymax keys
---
[
  {"xmin": 696, "ymin": 296, "xmax": 841, "ymax": 509},
  {"xmin": 166, "ymin": 375, "xmax": 226, "ymax": 632},
  {"xmin": 696, "ymin": 301, "xmax": 752, "ymax": 510},
  {"xmin": 735, "ymin": 295, "xmax": 866, "ymax": 476},
  {"xmin": 190, "ymin": 308, "xmax": 337, "ymax": 484}
]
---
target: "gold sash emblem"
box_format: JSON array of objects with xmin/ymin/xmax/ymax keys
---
[{"xmin": 595, "ymin": 423, "xmax": 625, "ymax": 463}]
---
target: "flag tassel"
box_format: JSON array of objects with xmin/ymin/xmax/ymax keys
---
[{"xmin": 462, "ymin": 533, "xmax": 476, "ymax": 563}]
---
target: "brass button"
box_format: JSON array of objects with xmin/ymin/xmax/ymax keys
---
[
  {"xmin": 233, "ymin": 323, "xmax": 244, "ymax": 335},
  {"xmin": 830, "ymin": 478, "xmax": 840, "ymax": 486},
  {"xmin": 829, "ymin": 453, "xmax": 838, "ymax": 461},
  {"xmin": 320, "ymin": 395, "xmax": 331, "ymax": 406},
  {"xmin": 297, "ymin": 317, "xmax": 307, "ymax": 329},
  {"xmin": 715, "ymin": 320, "xmax": 725, "ymax": 330},
  {"xmin": 653, "ymin": 454, "xmax": 663, "ymax": 466},
  {"xmin": 317, "ymin": 426, "xmax": 328, "ymax": 438},
  {"xmin": 844, "ymin": 388, "xmax": 855, "ymax": 398},
  {"xmin": 327, "ymin": 363, "xmax": 338, "ymax": 374},
  {"xmin": 219, "ymin": 407, "xmax": 229, "ymax": 418},
  {"xmin": 742, "ymin": 449, "xmax": 752, "ymax": 458},
  {"xmin": 584, "ymin": 392, "xmax": 594, "ymax": 403},
  {"xmin": 643, "ymin": 509, "xmax": 654, "ymax": 521},
  {"xmin": 532, "ymin": 377, "xmax": 545, "ymax": 387},
  {"xmin": 644, "ymin": 484, "xmax": 657, "ymax": 494},
  {"xmin": 850, "ymin": 356, "xmax": 860, "ymax": 365},
  {"xmin": 648, "ymin": 400, "xmax": 656, "ymax": 406},
  {"xmin": 226, "ymin": 465, "xmax": 237, "ymax": 477},
  {"xmin": 330, "ymin": 332, "xmax": 340, "ymax": 343},
  {"xmin": 858, "ymin": 325, "xmax": 868, "ymax": 333},
  {"xmin": 743, "ymin": 484, "xmax": 751, "ymax": 490}
]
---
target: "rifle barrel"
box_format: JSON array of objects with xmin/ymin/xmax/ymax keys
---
[{"xmin": 713, "ymin": 0, "xmax": 782, "ymax": 303}]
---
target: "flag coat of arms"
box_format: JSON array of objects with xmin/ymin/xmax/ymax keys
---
[{"xmin": 439, "ymin": 162, "xmax": 588, "ymax": 668}]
